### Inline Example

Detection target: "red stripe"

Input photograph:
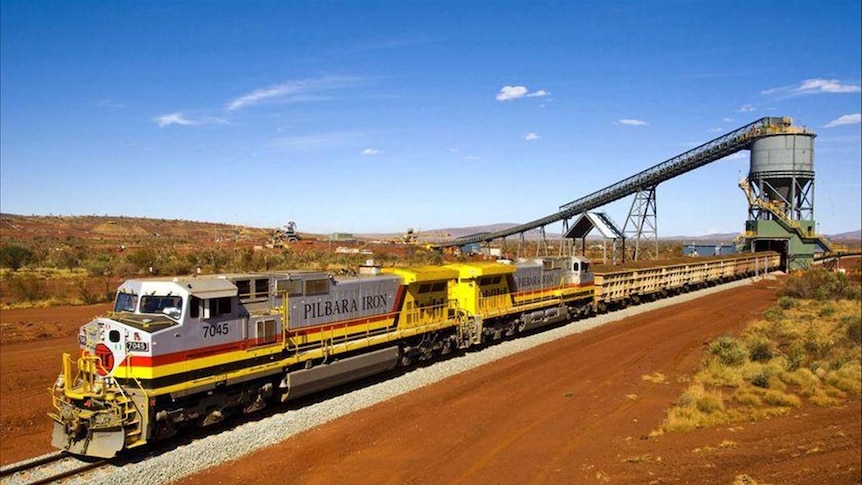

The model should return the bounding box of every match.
[511,282,585,298]
[289,312,396,336]
[116,285,410,370]
[118,335,286,368]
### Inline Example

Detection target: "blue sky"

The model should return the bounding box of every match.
[1,1,860,236]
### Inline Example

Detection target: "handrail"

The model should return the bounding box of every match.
[738,176,841,252]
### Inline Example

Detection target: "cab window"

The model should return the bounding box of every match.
[114,292,138,312]
[140,295,184,320]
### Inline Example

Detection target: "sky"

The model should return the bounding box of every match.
[1,1,860,236]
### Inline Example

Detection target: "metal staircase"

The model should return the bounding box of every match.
[738,177,844,253]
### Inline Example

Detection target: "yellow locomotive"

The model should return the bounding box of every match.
[50,252,778,458]
[50,256,595,458]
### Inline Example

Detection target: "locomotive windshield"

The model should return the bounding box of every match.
[140,295,184,320]
[114,292,138,313]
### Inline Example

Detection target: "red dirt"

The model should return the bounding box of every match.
[0,303,112,464]
[177,280,861,485]
[1,279,859,484]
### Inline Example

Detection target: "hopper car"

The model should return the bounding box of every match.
[50,251,778,458]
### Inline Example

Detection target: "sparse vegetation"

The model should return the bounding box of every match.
[0,215,459,308]
[780,268,861,301]
[656,270,861,435]
[5,273,48,302]
[0,244,34,271]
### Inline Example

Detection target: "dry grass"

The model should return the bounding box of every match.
[657,292,861,435]
[641,372,667,384]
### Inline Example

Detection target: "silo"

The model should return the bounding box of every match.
[748,132,815,220]
[743,124,825,271]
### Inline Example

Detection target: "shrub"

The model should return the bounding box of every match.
[777,296,796,310]
[6,273,48,302]
[762,390,801,408]
[75,280,107,305]
[763,306,784,322]
[804,325,833,360]
[825,364,862,395]
[709,336,748,367]
[0,245,34,270]
[750,371,770,388]
[843,315,862,346]
[747,337,775,363]
[780,367,819,389]
[785,341,807,371]
[695,393,725,414]
[698,359,744,387]
[780,268,857,301]
[733,390,762,406]
[843,285,862,301]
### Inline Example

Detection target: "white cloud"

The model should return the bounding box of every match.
[270,132,355,150]
[226,76,359,111]
[761,78,861,97]
[461,155,480,161]
[361,148,382,155]
[795,79,861,94]
[154,113,199,127]
[617,119,649,126]
[824,113,861,128]
[524,132,540,141]
[723,117,734,123]
[153,113,230,127]
[97,98,125,109]
[707,127,724,133]
[495,85,549,101]
[496,86,528,101]
[202,116,231,125]
[738,104,755,113]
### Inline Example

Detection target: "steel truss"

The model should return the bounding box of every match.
[622,186,658,261]
[439,117,809,249]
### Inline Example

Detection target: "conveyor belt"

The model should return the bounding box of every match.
[437,117,809,248]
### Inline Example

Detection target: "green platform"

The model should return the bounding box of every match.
[741,219,825,271]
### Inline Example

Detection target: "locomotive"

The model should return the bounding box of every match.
[50,256,595,458]
[50,251,779,458]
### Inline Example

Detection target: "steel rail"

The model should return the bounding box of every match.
[0,452,67,477]
[0,452,108,485]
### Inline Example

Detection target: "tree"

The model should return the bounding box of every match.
[0,244,34,271]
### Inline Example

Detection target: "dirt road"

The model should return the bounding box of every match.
[177,279,860,485]
[0,303,112,464]
[1,281,858,483]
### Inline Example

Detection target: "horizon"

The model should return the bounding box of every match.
[1,1,860,236]
[1,212,859,241]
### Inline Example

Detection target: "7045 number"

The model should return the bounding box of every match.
[203,323,229,338]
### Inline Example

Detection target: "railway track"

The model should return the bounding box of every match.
[3,272,781,485]
[0,452,107,485]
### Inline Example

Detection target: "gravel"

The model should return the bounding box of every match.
[37,276,765,485]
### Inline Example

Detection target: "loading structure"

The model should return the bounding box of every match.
[436,116,840,269]
[738,127,840,270]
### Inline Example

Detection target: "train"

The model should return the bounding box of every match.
[50,251,780,458]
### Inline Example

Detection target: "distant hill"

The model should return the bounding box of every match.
[2,213,859,247]
[830,230,862,242]
[359,223,544,242]
[0,213,276,248]
[662,233,740,242]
